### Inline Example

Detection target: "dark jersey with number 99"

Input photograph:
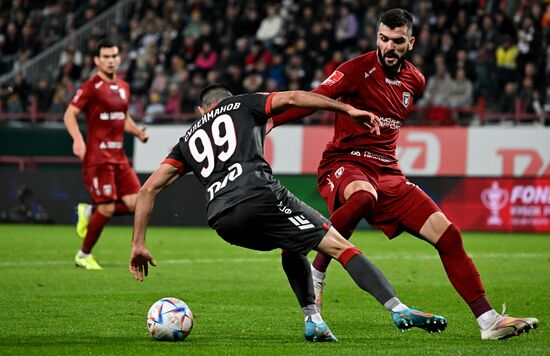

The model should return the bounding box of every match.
[163,93,276,223]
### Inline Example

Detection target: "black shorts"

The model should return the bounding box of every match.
[210,183,330,255]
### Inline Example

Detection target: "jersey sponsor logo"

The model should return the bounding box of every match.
[99,111,126,120]
[322,70,344,87]
[379,116,402,130]
[350,149,393,163]
[335,166,344,178]
[385,78,402,86]
[288,215,315,230]
[206,163,243,201]
[402,92,411,107]
[99,141,123,149]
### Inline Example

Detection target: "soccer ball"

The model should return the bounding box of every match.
[147,297,194,341]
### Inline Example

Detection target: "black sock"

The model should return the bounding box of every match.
[281,251,315,308]
[342,253,397,306]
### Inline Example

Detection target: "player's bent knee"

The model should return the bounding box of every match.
[97,202,116,217]
[343,180,377,201]
[420,211,452,244]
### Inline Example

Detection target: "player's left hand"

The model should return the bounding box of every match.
[347,108,381,135]
[129,246,157,281]
[138,126,149,143]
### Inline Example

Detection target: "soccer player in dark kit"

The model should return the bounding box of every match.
[129,84,447,341]
[64,39,149,270]
[271,8,538,340]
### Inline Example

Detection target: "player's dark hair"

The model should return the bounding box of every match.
[95,39,118,57]
[379,8,413,36]
[198,83,234,108]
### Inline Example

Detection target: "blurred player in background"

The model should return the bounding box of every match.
[272,8,538,340]
[64,39,149,270]
[129,84,447,342]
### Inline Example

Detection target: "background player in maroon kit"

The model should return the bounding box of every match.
[64,39,149,270]
[272,8,538,340]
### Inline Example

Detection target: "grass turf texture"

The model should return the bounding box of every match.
[0,224,547,355]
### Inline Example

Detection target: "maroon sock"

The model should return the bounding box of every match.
[114,201,131,216]
[435,224,492,317]
[81,211,110,254]
[312,190,376,272]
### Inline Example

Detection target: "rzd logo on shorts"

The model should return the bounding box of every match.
[288,215,314,230]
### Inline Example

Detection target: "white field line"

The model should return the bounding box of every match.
[0,253,547,268]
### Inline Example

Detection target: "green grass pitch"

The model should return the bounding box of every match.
[0,224,548,355]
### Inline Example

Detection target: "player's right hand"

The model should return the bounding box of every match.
[72,140,86,160]
[347,108,381,135]
[129,246,157,282]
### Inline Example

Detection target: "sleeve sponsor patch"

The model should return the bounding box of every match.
[321,70,344,87]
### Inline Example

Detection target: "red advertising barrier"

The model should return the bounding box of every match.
[440,178,550,232]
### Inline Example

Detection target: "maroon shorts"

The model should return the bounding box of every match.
[82,161,141,204]
[318,158,440,239]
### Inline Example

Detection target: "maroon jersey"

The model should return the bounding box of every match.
[70,74,131,166]
[274,51,425,163]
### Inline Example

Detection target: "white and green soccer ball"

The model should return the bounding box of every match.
[147,297,193,341]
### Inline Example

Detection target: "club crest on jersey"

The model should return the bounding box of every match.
[402,92,411,107]
[118,88,126,100]
[322,70,344,87]
[103,184,112,196]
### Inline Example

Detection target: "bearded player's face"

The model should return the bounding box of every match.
[376,23,414,72]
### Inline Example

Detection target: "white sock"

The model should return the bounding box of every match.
[477,309,499,330]
[391,303,408,312]
[305,313,324,324]
[311,266,325,281]
[76,250,90,258]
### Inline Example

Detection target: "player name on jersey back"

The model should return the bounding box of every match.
[184,102,242,142]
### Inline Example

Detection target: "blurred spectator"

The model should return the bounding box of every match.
[518,76,539,121]
[256,4,283,48]
[32,78,53,114]
[449,68,474,125]
[495,35,519,87]
[164,83,181,115]
[450,68,474,108]
[334,5,358,51]
[516,16,537,71]
[497,82,518,120]
[143,91,165,124]
[1,73,31,113]
[421,65,454,107]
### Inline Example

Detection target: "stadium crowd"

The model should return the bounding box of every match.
[0,0,549,124]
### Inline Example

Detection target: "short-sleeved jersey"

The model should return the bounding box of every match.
[315,51,425,163]
[70,74,131,166]
[164,93,276,222]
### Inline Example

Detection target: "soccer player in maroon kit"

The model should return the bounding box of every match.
[64,39,149,270]
[272,9,538,340]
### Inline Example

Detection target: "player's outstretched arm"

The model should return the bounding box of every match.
[130,163,180,281]
[270,91,381,134]
[63,104,86,160]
